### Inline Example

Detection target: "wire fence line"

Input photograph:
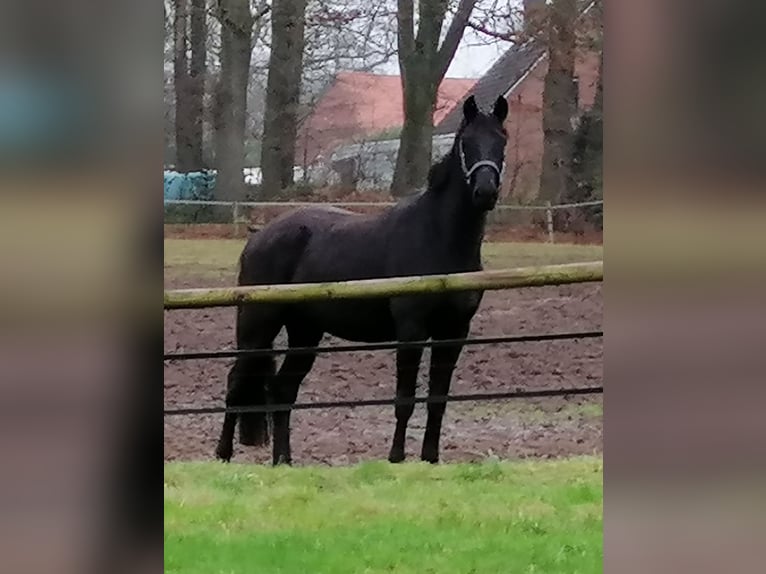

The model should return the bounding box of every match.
[164,198,602,243]
[163,198,603,211]
[164,331,604,417]
[164,386,604,417]
[164,330,603,361]
[164,264,604,420]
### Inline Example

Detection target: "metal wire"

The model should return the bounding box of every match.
[164,330,603,361]
[163,199,604,210]
[164,385,603,416]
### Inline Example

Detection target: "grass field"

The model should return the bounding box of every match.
[164,238,603,281]
[165,457,602,574]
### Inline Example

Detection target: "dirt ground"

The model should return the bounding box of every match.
[164,278,603,466]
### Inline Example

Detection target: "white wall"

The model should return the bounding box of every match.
[319,134,456,190]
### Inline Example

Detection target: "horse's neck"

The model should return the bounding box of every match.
[426,160,487,264]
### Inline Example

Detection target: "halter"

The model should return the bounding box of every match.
[458,138,503,184]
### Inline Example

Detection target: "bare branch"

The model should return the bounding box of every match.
[466,19,519,43]
[436,0,478,79]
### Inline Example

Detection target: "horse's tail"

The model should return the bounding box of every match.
[229,302,284,448]
[223,218,310,451]
[225,351,274,447]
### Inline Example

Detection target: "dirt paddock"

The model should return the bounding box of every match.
[164,278,603,465]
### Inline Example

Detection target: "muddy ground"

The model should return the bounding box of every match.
[164,277,602,466]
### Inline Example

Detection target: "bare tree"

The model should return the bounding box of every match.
[173,0,207,171]
[390,0,477,197]
[302,1,397,89]
[173,0,193,171]
[465,0,546,43]
[538,0,577,213]
[569,33,602,231]
[214,0,269,202]
[260,0,309,199]
[189,0,207,167]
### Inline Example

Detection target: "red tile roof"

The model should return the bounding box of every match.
[296,71,476,164]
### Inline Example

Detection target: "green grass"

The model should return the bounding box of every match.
[481,242,602,270]
[165,457,602,574]
[164,238,603,282]
[462,398,603,424]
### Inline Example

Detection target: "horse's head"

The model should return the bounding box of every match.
[457,94,508,211]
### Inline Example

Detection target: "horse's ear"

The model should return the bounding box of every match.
[493,96,508,123]
[463,95,478,123]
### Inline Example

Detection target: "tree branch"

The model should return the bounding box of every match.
[397,0,415,67]
[253,3,271,21]
[436,0,478,80]
[466,19,520,43]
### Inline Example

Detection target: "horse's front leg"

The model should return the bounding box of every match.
[388,343,423,463]
[421,324,469,463]
[270,333,319,465]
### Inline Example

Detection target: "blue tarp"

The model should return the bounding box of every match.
[0,75,87,157]
[163,170,216,201]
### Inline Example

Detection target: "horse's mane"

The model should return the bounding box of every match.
[426,152,453,192]
[427,123,465,193]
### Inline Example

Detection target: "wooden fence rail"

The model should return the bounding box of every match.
[164,261,603,310]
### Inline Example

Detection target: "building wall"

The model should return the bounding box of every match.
[501,48,601,202]
[319,134,456,191]
[296,73,474,168]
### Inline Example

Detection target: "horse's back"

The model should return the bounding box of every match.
[238,205,359,286]
[238,205,401,341]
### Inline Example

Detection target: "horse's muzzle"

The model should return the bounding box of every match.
[473,185,498,211]
[471,167,499,210]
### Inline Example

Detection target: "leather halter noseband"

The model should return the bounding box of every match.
[458,139,502,184]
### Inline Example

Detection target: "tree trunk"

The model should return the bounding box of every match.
[391,76,436,196]
[214,0,253,202]
[390,0,477,197]
[260,0,308,199]
[569,49,602,231]
[188,0,206,169]
[174,0,195,172]
[538,0,577,223]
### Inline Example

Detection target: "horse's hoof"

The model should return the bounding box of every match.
[420,449,439,464]
[215,443,233,462]
[388,450,406,464]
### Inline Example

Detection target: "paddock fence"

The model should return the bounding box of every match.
[163,198,604,243]
[164,261,604,418]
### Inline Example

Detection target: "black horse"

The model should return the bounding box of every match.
[216,94,509,465]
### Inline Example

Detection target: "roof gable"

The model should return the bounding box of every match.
[434,41,546,135]
[434,0,598,135]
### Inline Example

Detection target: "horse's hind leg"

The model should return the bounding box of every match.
[269,325,322,466]
[216,354,277,462]
[215,366,244,462]
[420,322,470,464]
[215,304,282,462]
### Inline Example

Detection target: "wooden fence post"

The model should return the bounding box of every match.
[546,201,554,243]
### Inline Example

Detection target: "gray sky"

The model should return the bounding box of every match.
[445,31,510,78]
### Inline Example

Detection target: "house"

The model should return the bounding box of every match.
[434,0,601,202]
[296,72,476,168]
